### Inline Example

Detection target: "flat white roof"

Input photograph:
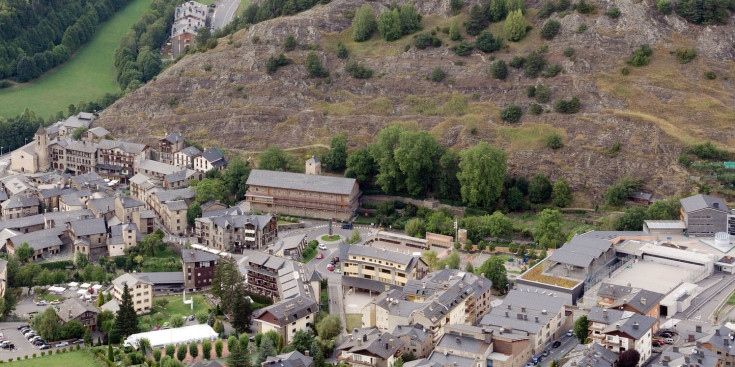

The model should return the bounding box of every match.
[644,220,686,229]
[48,286,66,292]
[124,324,218,349]
[80,283,91,288]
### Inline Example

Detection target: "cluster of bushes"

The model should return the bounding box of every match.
[501,104,523,122]
[266,54,293,74]
[431,67,446,82]
[306,52,329,78]
[627,44,653,67]
[301,240,320,261]
[465,0,526,40]
[554,96,581,113]
[540,20,561,40]
[490,60,508,79]
[676,48,697,63]
[686,141,731,160]
[345,60,373,78]
[575,0,596,14]
[675,0,734,24]
[352,4,421,42]
[114,0,182,91]
[413,32,442,49]
[0,0,133,82]
[527,83,552,103]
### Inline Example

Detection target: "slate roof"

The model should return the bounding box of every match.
[88,197,116,215]
[246,169,357,195]
[113,273,153,289]
[437,332,490,356]
[136,272,186,285]
[681,194,729,213]
[52,138,97,153]
[427,351,477,367]
[254,295,318,326]
[548,234,614,268]
[347,245,416,266]
[178,146,202,157]
[86,126,110,137]
[57,297,99,322]
[153,187,195,202]
[597,283,632,299]
[165,200,188,211]
[391,325,430,344]
[201,149,225,163]
[97,139,147,154]
[480,289,567,334]
[701,325,735,353]
[564,343,619,367]
[0,190,8,202]
[263,351,313,367]
[613,288,665,315]
[162,133,185,144]
[138,160,181,175]
[0,209,92,231]
[599,311,657,340]
[8,227,65,251]
[1,194,39,210]
[182,249,219,263]
[338,328,404,360]
[403,359,443,367]
[655,345,721,367]
[70,217,107,237]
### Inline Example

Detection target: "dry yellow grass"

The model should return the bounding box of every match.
[498,123,567,151]
[521,262,580,288]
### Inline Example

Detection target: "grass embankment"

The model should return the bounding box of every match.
[5,351,104,367]
[0,0,153,119]
[345,314,362,331]
[151,295,209,317]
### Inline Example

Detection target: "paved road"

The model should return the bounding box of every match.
[672,274,735,331]
[211,0,240,30]
[0,322,79,360]
[544,333,578,362]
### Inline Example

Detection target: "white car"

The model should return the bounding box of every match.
[334,269,342,274]
[56,341,69,347]
[566,329,573,337]
[318,244,327,250]
[36,301,47,306]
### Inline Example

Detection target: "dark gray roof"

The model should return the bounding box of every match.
[88,197,116,214]
[681,194,729,213]
[179,146,202,157]
[427,351,477,367]
[603,313,658,340]
[701,325,735,353]
[38,187,74,199]
[391,325,430,344]
[137,272,186,285]
[201,149,225,163]
[138,160,180,175]
[247,169,357,195]
[0,190,8,202]
[567,343,619,367]
[347,245,416,266]
[655,346,720,367]
[254,295,318,326]
[587,307,625,324]
[263,351,313,367]
[70,217,107,236]
[437,333,489,355]
[480,289,566,334]
[57,297,99,322]
[403,359,443,367]
[163,133,185,143]
[628,192,653,201]
[182,249,219,263]
[596,283,632,299]
[165,200,188,211]
[153,187,195,202]
[1,194,39,210]
[8,227,65,251]
[0,209,93,231]
[548,235,614,268]
[615,288,665,315]
[338,328,404,360]
[97,139,147,154]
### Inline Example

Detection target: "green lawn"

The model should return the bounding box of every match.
[0,0,153,119]
[321,235,341,242]
[37,292,66,302]
[236,0,251,15]
[151,295,210,317]
[4,351,104,366]
[346,314,362,331]
[727,290,735,305]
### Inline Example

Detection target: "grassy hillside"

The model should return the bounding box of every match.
[0,0,153,119]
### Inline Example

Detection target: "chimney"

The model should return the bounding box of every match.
[505,311,509,318]
[673,347,679,353]
[697,341,702,348]
[304,350,309,357]
[535,316,539,323]
[456,337,461,344]
[615,324,620,329]
[389,339,394,348]
[633,322,639,330]
[684,356,690,363]
[724,338,729,347]
[662,361,668,367]
[385,343,389,349]
[524,314,528,321]
[664,356,671,362]
[640,297,646,305]
[521,307,526,312]
[603,309,608,318]
[696,325,702,333]
[363,334,368,342]
[716,329,721,336]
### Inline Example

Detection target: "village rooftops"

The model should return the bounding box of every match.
[0,209,94,231]
[165,200,188,211]
[138,160,182,175]
[346,245,416,267]
[7,227,64,251]
[253,295,318,326]
[480,289,566,335]
[1,193,39,210]
[113,273,153,289]
[162,133,185,144]
[262,350,312,367]
[97,139,147,154]
[338,328,404,360]
[69,217,107,236]
[547,234,615,268]
[681,194,729,213]
[246,169,357,195]
[152,187,195,202]
[179,146,202,157]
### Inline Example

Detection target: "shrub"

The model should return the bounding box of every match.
[284,35,297,51]
[605,7,621,18]
[352,4,378,42]
[546,134,564,149]
[687,141,730,160]
[535,83,552,102]
[607,142,622,157]
[251,35,260,44]
[452,41,474,56]
[564,46,574,57]
[540,20,561,39]
[476,30,502,53]
[705,70,717,79]
[524,51,546,78]
[414,32,441,49]
[450,0,462,14]
[576,0,595,14]
[676,48,696,63]
[577,23,587,33]
[656,0,672,14]
[627,45,652,67]
[509,56,525,68]
[430,67,445,82]
[306,52,329,78]
[537,1,557,18]
[206,38,217,49]
[466,4,488,35]
[378,9,402,41]
[166,96,178,106]
[530,103,543,114]
[621,67,630,75]
[526,85,537,98]
[554,96,581,113]
[543,64,562,77]
[501,104,523,122]
[32,353,36,358]
[0,80,11,89]
[490,60,508,80]
[203,64,212,72]
[345,60,374,78]
[337,43,348,58]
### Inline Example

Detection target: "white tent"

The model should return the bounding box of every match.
[68,282,79,288]
[76,289,87,295]
[47,286,66,293]
[123,324,219,349]
[92,284,103,290]
[80,283,91,289]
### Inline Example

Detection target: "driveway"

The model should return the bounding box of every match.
[0,322,73,360]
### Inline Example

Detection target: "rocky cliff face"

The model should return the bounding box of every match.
[96,0,735,202]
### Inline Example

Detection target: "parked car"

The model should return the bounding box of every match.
[652,341,661,347]
[33,340,45,346]
[50,299,62,305]
[3,343,14,350]
[36,300,47,306]
[39,344,50,350]
[334,269,342,274]
[316,253,324,259]
[342,223,352,229]
[17,325,29,330]
[327,264,335,271]
[163,322,170,327]
[332,256,340,263]
[73,339,84,344]
[57,341,69,347]
[318,244,327,250]
[525,363,535,367]
[665,338,675,344]
[552,341,562,348]
[542,350,550,357]
[566,329,574,337]
[532,354,543,364]
[188,315,195,321]
[153,325,161,331]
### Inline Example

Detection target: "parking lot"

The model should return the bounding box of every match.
[0,322,72,360]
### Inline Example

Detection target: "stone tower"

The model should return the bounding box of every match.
[34,125,50,172]
[305,156,321,175]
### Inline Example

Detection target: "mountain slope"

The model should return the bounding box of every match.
[96,0,735,201]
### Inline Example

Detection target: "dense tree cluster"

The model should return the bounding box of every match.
[377,4,422,42]
[676,0,734,24]
[554,96,581,113]
[0,0,133,82]
[113,0,181,91]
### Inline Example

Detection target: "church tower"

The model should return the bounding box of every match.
[34,125,50,172]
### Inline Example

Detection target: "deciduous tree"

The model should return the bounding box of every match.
[458,142,507,207]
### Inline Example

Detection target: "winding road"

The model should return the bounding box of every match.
[211,0,241,30]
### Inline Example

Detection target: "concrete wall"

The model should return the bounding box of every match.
[685,208,728,236]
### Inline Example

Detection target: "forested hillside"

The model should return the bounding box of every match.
[0,0,132,82]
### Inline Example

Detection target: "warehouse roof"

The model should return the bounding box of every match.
[247,169,357,195]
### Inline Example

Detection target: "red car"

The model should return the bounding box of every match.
[327,264,335,271]
[316,253,324,259]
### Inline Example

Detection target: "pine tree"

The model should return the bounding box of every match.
[305,52,329,78]
[336,43,348,59]
[114,283,138,338]
[378,9,402,41]
[503,9,527,41]
[487,0,508,22]
[552,177,572,207]
[466,4,488,35]
[449,19,461,41]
